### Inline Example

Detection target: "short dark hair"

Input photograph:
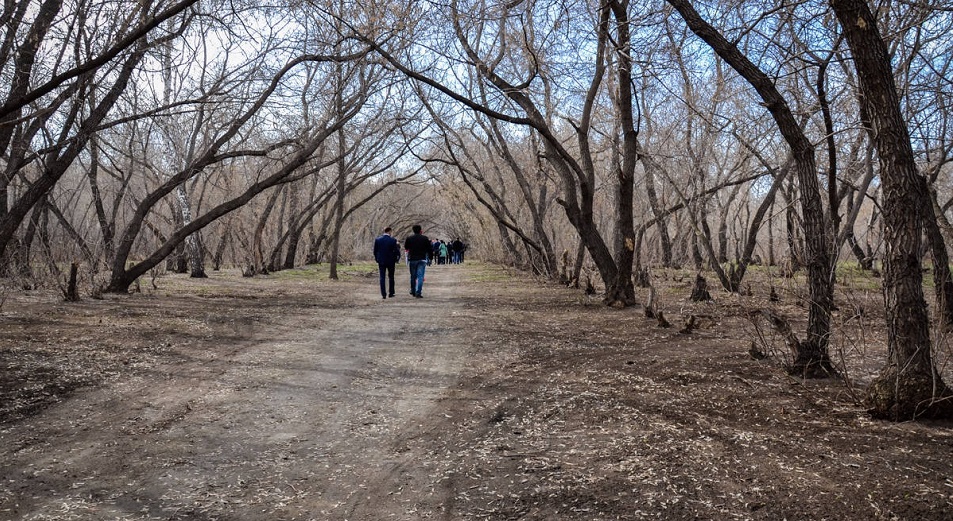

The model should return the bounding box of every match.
[412,224,422,234]
[384,227,392,233]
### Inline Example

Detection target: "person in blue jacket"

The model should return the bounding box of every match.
[373,227,401,299]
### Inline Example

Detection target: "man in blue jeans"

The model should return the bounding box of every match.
[373,226,401,299]
[403,224,431,298]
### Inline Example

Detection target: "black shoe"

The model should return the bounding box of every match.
[414,293,423,298]
[382,295,387,299]
[410,289,415,296]
[388,294,395,298]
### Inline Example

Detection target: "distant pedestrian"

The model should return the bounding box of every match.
[451,238,464,264]
[431,240,440,266]
[404,225,431,298]
[438,240,449,265]
[373,227,401,299]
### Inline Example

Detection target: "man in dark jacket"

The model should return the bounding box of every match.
[451,238,464,264]
[373,227,401,299]
[403,224,431,298]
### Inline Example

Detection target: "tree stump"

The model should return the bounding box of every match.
[64,263,80,302]
[634,267,650,288]
[690,273,711,301]
[585,274,596,295]
[559,250,571,285]
[644,286,669,327]
[679,315,698,334]
[644,286,657,318]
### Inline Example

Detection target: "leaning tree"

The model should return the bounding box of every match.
[666,0,837,377]
[831,0,953,420]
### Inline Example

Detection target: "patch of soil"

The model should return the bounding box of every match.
[1,264,952,520]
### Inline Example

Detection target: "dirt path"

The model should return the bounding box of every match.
[1,265,475,520]
[4,262,953,520]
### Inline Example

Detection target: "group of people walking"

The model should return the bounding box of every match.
[430,238,466,265]
[372,225,468,300]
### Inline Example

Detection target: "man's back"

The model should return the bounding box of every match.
[374,234,399,265]
[404,233,431,261]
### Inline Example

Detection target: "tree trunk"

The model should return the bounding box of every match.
[65,263,80,302]
[273,185,301,271]
[835,144,877,268]
[831,0,953,419]
[87,134,115,265]
[306,210,334,266]
[572,238,585,289]
[306,230,325,265]
[14,199,45,280]
[717,216,729,264]
[691,232,704,272]
[175,185,207,278]
[929,186,953,250]
[326,191,345,280]
[603,0,637,307]
[846,232,873,270]
[498,222,523,268]
[486,126,559,277]
[642,154,673,267]
[283,227,302,270]
[728,165,789,290]
[167,205,188,274]
[782,180,803,273]
[667,0,835,377]
[212,226,230,271]
[328,69,348,281]
[251,187,283,275]
[925,187,953,327]
[924,211,953,328]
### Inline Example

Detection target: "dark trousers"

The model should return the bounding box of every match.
[378,263,396,297]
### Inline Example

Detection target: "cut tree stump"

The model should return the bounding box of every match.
[644,286,670,327]
[645,286,657,318]
[679,315,698,334]
[64,263,80,302]
[690,273,711,302]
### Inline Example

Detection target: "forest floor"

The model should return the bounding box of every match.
[1,261,952,520]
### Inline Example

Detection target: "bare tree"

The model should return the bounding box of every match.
[362,0,645,305]
[324,91,420,278]
[103,41,373,292]
[666,0,836,377]
[416,90,560,277]
[831,0,953,419]
[0,1,200,268]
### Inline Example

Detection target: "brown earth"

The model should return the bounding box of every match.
[1,262,952,520]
